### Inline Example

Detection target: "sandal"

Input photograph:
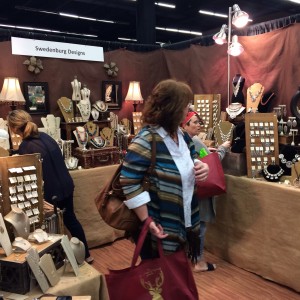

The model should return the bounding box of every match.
[194,262,216,272]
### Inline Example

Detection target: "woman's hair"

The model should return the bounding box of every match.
[7,110,38,139]
[142,79,193,134]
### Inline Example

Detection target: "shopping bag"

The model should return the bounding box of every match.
[105,217,199,300]
[197,152,226,198]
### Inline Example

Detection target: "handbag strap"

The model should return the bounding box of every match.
[131,216,153,267]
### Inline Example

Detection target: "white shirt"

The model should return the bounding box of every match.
[124,127,196,227]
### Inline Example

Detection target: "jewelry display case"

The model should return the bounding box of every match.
[193,94,221,133]
[0,154,44,238]
[245,113,279,178]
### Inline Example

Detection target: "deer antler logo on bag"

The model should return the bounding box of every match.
[140,268,164,300]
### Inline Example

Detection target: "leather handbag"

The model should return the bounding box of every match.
[196,152,226,198]
[94,132,156,232]
[105,217,199,300]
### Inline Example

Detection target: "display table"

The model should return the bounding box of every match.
[0,262,109,300]
[70,164,124,248]
[205,174,300,292]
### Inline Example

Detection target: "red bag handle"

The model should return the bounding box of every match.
[131,217,164,267]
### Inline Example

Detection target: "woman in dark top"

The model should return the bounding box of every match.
[7,110,93,263]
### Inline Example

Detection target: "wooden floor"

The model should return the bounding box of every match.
[90,238,300,300]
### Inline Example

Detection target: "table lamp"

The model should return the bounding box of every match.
[125,81,143,112]
[0,77,26,110]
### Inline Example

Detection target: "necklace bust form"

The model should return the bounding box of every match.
[247,83,264,113]
[71,76,81,101]
[4,206,30,239]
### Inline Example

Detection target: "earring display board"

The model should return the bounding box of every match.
[132,112,143,135]
[194,94,221,133]
[245,113,279,178]
[0,154,44,238]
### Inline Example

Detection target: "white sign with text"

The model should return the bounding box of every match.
[11,37,104,62]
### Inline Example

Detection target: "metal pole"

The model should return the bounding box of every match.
[227,6,232,107]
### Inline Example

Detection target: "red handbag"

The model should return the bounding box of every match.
[105,217,199,300]
[196,152,226,198]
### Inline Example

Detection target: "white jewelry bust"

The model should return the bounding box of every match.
[4,206,30,239]
[70,237,85,265]
[71,76,81,101]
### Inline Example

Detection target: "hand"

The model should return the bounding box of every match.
[149,221,168,239]
[221,140,231,149]
[194,161,209,182]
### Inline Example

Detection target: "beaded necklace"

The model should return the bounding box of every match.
[232,76,242,97]
[249,85,263,102]
[59,98,73,113]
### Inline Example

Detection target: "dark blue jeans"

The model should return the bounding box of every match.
[53,193,90,258]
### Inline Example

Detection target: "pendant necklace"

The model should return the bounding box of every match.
[59,98,73,113]
[100,127,113,146]
[263,165,284,181]
[260,92,275,106]
[279,153,300,168]
[90,136,106,148]
[249,85,263,102]
[232,76,242,97]
[85,122,97,137]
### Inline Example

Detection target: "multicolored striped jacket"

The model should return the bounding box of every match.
[120,126,200,252]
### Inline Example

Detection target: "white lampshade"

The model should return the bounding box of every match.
[232,4,249,28]
[125,81,143,102]
[213,24,227,45]
[0,77,26,109]
[227,35,244,56]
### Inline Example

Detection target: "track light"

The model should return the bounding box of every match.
[213,24,227,45]
[227,35,244,56]
[232,4,249,28]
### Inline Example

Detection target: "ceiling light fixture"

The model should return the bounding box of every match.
[199,10,227,18]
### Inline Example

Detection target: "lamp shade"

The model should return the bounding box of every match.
[227,35,244,56]
[0,77,26,104]
[213,24,227,45]
[125,81,143,103]
[232,4,249,28]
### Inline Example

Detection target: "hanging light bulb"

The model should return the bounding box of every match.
[227,35,244,56]
[213,24,227,45]
[232,4,249,28]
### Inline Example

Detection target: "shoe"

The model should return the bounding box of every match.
[85,256,94,264]
[193,262,216,273]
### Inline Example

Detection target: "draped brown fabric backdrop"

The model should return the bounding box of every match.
[0,23,299,126]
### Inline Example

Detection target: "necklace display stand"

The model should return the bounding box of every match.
[0,118,10,150]
[226,103,245,120]
[71,76,81,101]
[4,206,30,239]
[63,140,78,170]
[0,213,13,256]
[57,97,74,123]
[70,237,85,265]
[247,83,264,113]
[77,100,91,122]
[41,114,61,140]
[74,127,88,150]
[39,253,60,286]
[231,74,245,104]
[110,112,118,130]
[12,236,31,252]
[84,121,99,143]
[61,235,79,276]
[100,127,114,147]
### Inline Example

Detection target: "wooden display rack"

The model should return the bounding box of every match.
[194,94,221,132]
[245,113,279,178]
[0,154,44,236]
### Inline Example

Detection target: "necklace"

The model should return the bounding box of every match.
[75,127,88,144]
[100,127,113,146]
[77,102,90,117]
[263,165,284,181]
[232,76,242,97]
[90,136,106,148]
[59,98,73,113]
[260,92,275,106]
[85,122,97,137]
[217,122,234,144]
[279,153,300,168]
[248,85,263,103]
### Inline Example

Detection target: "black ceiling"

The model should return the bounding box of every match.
[1,0,299,44]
